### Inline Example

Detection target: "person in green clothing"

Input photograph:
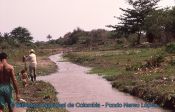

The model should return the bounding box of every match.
[0,52,20,112]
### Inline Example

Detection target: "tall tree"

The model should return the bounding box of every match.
[165,7,175,37]
[110,0,160,44]
[10,27,33,43]
[144,8,168,43]
[0,33,3,43]
[144,6,175,43]
[47,34,52,41]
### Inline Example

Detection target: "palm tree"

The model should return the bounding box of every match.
[47,34,52,41]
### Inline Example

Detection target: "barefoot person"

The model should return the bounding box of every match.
[20,70,28,87]
[0,52,20,112]
[24,49,37,81]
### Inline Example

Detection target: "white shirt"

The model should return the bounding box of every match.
[27,53,37,67]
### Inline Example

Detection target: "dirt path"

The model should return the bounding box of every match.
[38,54,170,112]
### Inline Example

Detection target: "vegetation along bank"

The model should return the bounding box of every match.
[64,45,175,110]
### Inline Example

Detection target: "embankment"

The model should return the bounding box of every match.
[63,48,175,111]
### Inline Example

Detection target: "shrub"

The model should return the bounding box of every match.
[166,43,175,53]
[126,63,142,71]
[170,60,175,66]
[143,54,164,68]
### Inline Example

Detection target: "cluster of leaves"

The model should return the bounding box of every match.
[165,43,175,66]
[144,54,164,68]
[110,0,175,45]
[144,7,175,43]
[126,53,164,71]
[0,27,34,49]
[125,63,142,71]
[165,43,175,54]
[109,0,160,44]
[170,60,175,66]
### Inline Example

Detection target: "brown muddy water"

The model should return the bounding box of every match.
[38,54,171,112]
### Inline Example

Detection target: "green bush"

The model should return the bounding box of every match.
[143,54,164,68]
[64,53,95,64]
[126,63,142,71]
[74,55,95,64]
[170,60,175,66]
[166,43,175,53]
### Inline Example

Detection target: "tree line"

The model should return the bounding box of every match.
[52,28,114,49]
[1,0,175,49]
[54,0,175,48]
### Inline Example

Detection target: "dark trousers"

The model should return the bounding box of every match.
[29,66,36,81]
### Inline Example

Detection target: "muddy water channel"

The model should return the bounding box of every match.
[38,54,170,112]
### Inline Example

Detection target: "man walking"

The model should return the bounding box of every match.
[0,52,20,112]
[25,49,37,81]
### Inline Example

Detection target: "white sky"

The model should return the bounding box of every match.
[0,0,174,41]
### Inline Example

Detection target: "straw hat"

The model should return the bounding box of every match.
[29,49,35,53]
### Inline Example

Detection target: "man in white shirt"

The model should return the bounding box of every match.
[25,49,37,82]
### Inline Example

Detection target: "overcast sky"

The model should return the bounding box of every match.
[0,0,174,41]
